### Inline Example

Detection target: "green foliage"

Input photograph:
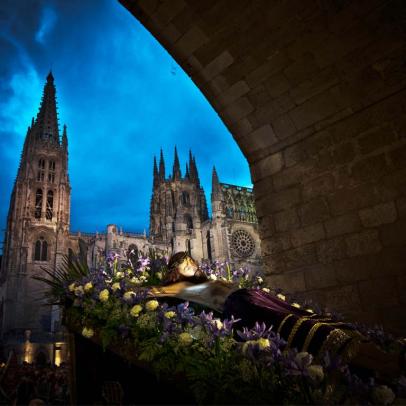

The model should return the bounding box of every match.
[32,256,89,305]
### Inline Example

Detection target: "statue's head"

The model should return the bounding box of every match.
[164,251,207,285]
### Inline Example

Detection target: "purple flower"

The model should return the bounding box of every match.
[237,322,274,341]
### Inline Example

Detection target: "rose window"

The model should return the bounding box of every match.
[231,229,255,258]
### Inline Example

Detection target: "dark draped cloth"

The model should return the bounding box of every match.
[223,288,363,361]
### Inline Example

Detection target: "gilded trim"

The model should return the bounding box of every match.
[287,317,311,348]
[301,321,349,352]
[302,322,324,352]
[277,314,294,336]
[319,328,351,357]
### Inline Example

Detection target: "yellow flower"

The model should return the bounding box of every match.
[84,282,93,292]
[257,338,270,350]
[276,293,286,301]
[68,283,76,292]
[306,308,314,314]
[111,282,121,292]
[116,271,124,279]
[99,289,109,302]
[164,311,176,319]
[130,304,143,317]
[178,332,193,346]
[74,286,84,296]
[262,287,270,293]
[156,272,162,280]
[145,300,159,311]
[123,291,136,301]
[292,302,301,308]
[82,327,94,338]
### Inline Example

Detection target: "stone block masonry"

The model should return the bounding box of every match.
[120,0,406,335]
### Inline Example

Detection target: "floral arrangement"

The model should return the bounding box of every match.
[35,252,406,405]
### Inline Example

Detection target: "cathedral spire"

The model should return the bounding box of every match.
[185,163,190,179]
[172,146,181,180]
[153,155,159,188]
[212,166,221,195]
[62,124,68,149]
[159,148,165,180]
[34,71,60,145]
[189,150,196,182]
[191,155,200,186]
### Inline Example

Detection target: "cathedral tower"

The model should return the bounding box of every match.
[149,148,208,260]
[0,73,71,348]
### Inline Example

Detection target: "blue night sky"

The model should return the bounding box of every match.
[0,0,251,245]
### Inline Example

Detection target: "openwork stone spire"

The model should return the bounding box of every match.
[153,155,159,188]
[212,165,221,195]
[34,71,60,145]
[159,148,165,180]
[172,146,181,180]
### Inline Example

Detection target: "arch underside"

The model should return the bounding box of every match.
[119,0,406,334]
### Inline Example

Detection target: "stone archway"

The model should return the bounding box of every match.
[119,0,406,333]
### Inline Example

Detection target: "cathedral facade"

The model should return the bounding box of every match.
[0,74,261,364]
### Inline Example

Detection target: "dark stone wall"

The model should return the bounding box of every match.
[119,0,406,333]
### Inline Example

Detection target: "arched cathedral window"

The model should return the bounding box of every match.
[48,160,55,183]
[46,190,53,220]
[34,237,48,261]
[182,191,190,206]
[37,159,45,182]
[35,189,43,219]
[184,214,193,231]
[206,231,212,262]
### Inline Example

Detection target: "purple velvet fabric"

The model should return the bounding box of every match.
[223,288,309,330]
[223,288,356,356]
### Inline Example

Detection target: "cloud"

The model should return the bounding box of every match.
[0,0,252,248]
[35,6,57,44]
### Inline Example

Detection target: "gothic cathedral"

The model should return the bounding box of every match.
[0,74,262,364]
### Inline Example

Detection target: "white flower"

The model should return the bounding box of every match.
[68,283,76,292]
[209,274,217,281]
[292,302,301,308]
[295,352,312,365]
[212,319,223,330]
[156,272,162,280]
[256,276,264,284]
[123,291,136,301]
[262,287,270,293]
[276,293,286,301]
[74,286,84,296]
[372,385,395,405]
[307,365,324,383]
[131,277,142,285]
